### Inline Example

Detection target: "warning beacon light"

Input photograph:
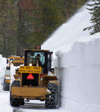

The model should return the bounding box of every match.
[35,45,41,49]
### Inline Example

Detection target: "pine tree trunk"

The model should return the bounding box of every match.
[17,0,22,56]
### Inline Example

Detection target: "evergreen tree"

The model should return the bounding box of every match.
[0,0,89,57]
[39,0,63,39]
[0,0,18,57]
[83,0,100,35]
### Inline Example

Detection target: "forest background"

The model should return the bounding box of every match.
[0,0,88,57]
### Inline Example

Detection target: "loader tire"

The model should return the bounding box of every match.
[10,80,21,107]
[3,80,9,91]
[11,80,20,86]
[10,95,20,107]
[45,83,58,109]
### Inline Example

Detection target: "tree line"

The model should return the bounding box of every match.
[0,0,88,57]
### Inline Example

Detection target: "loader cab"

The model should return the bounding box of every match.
[24,49,53,73]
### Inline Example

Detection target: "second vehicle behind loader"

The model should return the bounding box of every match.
[3,56,24,91]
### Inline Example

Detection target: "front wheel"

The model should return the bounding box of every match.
[45,83,58,109]
[10,80,22,107]
[10,95,20,107]
[3,79,9,91]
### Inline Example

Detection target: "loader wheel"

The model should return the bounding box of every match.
[10,80,21,107]
[11,80,20,86]
[3,80,9,91]
[10,96,24,106]
[10,95,20,107]
[45,83,58,109]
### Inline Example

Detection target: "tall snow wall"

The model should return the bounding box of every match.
[0,55,6,89]
[54,38,100,112]
[0,55,6,78]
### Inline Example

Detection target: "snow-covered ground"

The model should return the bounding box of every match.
[0,0,100,112]
[0,55,13,111]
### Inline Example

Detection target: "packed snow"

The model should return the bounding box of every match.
[0,55,6,90]
[0,0,100,112]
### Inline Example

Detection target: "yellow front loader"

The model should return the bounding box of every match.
[10,46,58,109]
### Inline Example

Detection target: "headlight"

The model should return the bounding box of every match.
[29,63,32,66]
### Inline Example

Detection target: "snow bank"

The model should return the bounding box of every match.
[54,36,100,112]
[10,64,19,85]
[0,55,6,88]
[0,54,20,88]
[0,55,6,78]
[41,1,100,111]
[0,92,13,112]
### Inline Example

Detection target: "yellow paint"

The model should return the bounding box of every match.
[19,66,42,73]
[5,75,10,83]
[11,86,48,100]
[49,81,58,85]
[5,79,10,83]
[9,57,24,60]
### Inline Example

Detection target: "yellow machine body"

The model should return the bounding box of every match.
[4,75,10,83]
[11,87,48,100]
[19,66,42,74]
[9,56,24,66]
[11,65,57,100]
[10,47,58,108]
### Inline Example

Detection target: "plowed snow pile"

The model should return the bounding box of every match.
[59,36,100,112]
[42,1,100,112]
[0,55,6,90]
[0,55,6,77]
[0,55,13,112]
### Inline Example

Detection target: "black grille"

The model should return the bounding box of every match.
[22,73,39,86]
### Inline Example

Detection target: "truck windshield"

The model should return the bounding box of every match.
[28,51,45,66]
